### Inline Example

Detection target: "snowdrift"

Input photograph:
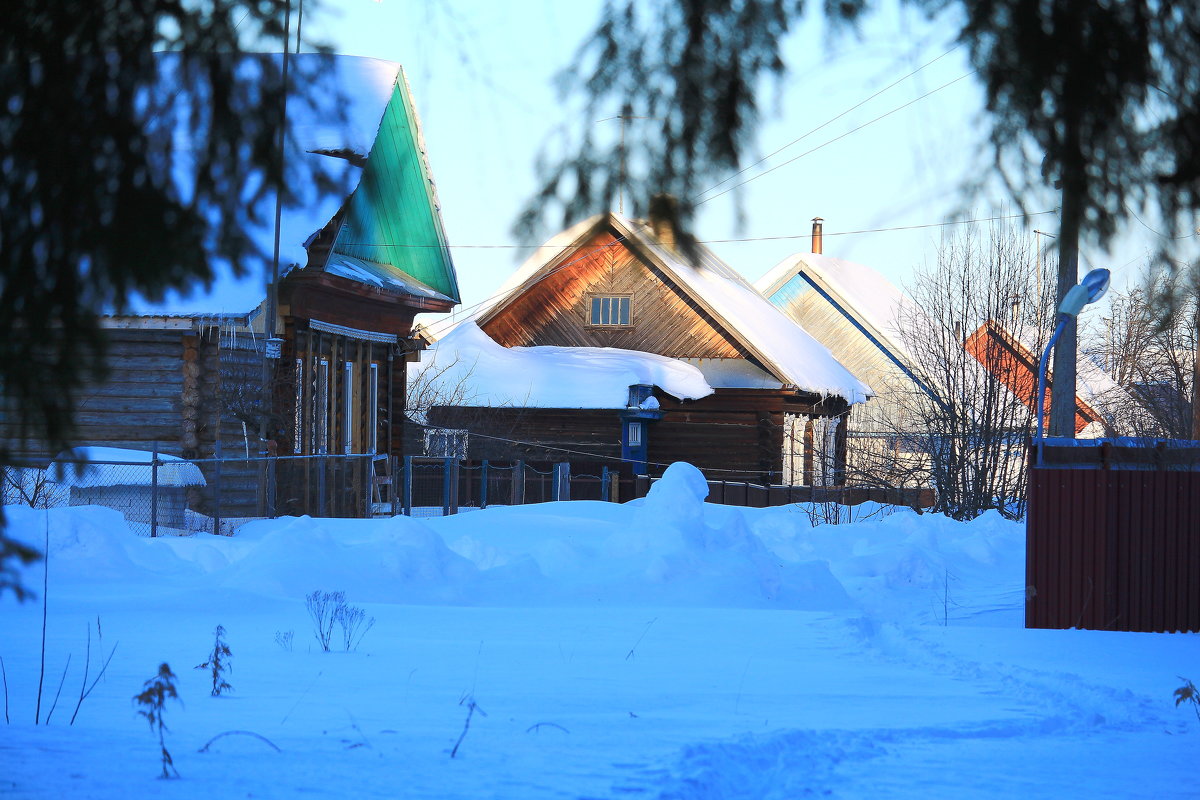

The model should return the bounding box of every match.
[6,462,1023,623]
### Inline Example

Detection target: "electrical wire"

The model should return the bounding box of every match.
[412,418,812,476]
[695,71,977,206]
[415,210,1059,341]
[695,45,963,200]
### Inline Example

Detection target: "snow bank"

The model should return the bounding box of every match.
[411,321,714,408]
[5,462,1024,623]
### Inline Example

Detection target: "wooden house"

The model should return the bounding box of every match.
[962,321,1109,437]
[2,54,459,517]
[757,225,1137,487]
[415,210,869,483]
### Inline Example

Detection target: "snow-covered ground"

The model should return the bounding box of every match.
[1,462,1196,798]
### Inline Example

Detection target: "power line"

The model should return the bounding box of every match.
[695,45,963,200]
[697,211,1057,244]
[413,419,800,476]
[340,210,1056,251]
[415,210,1060,340]
[695,71,977,206]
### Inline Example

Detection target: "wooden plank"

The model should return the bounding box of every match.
[482,229,745,360]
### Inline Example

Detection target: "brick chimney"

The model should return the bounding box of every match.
[811,217,823,255]
[648,194,679,251]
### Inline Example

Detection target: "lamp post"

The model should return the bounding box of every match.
[1035,268,1111,465]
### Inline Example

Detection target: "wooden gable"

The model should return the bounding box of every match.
[480,226,746,361]
[963,321,1102,436]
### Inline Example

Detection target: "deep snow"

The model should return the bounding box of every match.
[1,463,1196,798]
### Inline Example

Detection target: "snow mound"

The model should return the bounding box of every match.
[215,515,480,604]
[3,465,1025,622]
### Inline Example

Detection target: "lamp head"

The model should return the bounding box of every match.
[1058,268,1111,318]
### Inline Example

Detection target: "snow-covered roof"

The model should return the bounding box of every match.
[51,447,207,488]
[325,253,455,302]
[411,321,714,409]
[122,54,405,317]
[477,214,871,403]
[756,252,920,373]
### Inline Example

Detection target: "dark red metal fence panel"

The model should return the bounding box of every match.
[1027,446,1200,633]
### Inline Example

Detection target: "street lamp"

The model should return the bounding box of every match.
[1035,268,1111,464]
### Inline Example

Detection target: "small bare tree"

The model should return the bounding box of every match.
[891,222,1055,520]
[1085,269,1197,439]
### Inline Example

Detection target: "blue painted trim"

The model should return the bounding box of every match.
[782,273,946,410]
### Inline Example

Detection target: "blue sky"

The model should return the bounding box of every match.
[308,0,1171,319]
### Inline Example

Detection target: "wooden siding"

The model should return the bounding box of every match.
[964,321,1102,436]
[425,407,623,464]
[482,228,746,360]
[776,281,901,397]
[1,329,190,459]
[420,389,849,482]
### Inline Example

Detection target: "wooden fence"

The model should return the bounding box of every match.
[398,457,934,516]
[1026,441,1200,633]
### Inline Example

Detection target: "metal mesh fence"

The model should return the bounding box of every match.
[3,451,944,532]
[2,453,376,536]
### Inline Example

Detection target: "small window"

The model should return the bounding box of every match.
[627,422,643,447]
[589,295,631,326]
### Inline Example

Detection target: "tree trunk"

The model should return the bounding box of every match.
[1049,171,1083,438]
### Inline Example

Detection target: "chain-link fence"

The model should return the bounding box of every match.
[2,451,378,536]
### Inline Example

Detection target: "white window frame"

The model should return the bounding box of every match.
[343,361,354,455]
[368,362,379,453]
[588,294,632,326]
[315,358,329,454]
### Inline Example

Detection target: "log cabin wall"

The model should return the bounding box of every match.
[1,328,197,461]
[650,390,848,482]
[426,407,622,464]
[421,389,850,483]
[483,229,746,360]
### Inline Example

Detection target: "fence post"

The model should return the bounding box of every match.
[480,460,490,509]
[512,460,526,506]
[552,462,570,501]
[402,455,413,516]
[213,439,223,536]
[442,457,461,517]
[390,454,399,517]
[317,453,327,517]
[267,453,277,519]
[609,471,620,502]
[600,466,609,502]
[364,455,373,518]
[150,441,159,538]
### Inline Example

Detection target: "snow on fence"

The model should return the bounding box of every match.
[3,451,937,532]
[2,449,378,536]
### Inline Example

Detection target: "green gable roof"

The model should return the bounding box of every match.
[331,70,460,303]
